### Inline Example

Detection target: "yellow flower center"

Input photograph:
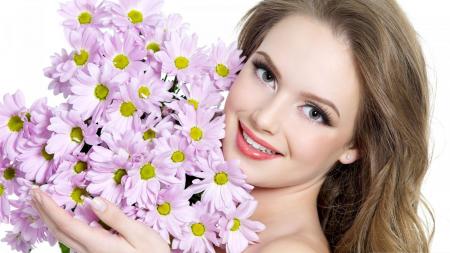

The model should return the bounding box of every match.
[140,163,156,180]
[113,54,130,70]
[74,161,87,174]
[191,223,206,236]
[73,49,89,66]
[157,202,171,216]
[3,167,16,180]
[138,86,151,99]
[120,102,137,117]
[7,115,24,132]
[128,9,143,24]
[187,98,199,110]
[78,11,93,25]
[94,84,109,100]
[171,150,185,163]
[0,184,4,197]
[146,42,160,52]
[71,187,88,204]
[174,56,189,70]
[215,63,230,78]
[70,127,84,143]
[230,218,241,231]
[113,168,127,185]
[214,172,228,185]
[189,126,203,141]
[41,146,54,161]
[143,128,156,141]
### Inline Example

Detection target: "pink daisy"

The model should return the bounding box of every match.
[102,30,147,76]
[0,91,28,161]
[172,201,221,253]
[218,200,266,253]
[102,84,144,135]
[136,114,175,144]
[174,104,225,152]
[178,77,224,111]
[46,110,100,159]
[208,40,245,91]
[16,135,59,184]
[144,185,194,242]
[127,70,172,117]
[0,181,11,222]
[124,151,181,208]
[86,131,149,205]
[155,33,208,83]
[187,156,253,214]
[58,0,109,32]
[68,63,128,121]
[44,49,73,98]
[151,131,196,176]
[109,0,163,32]
[23,98,53,139]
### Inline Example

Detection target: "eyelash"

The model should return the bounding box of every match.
[251,59,333,126]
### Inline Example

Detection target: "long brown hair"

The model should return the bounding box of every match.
[236,0,435,252]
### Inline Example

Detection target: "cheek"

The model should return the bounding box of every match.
[285,127,341,176]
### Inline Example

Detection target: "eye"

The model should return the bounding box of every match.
[300,103,332,126]
[252,60,276,89]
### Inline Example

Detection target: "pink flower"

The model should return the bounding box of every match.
[124,151,181,208]
[46,110,100,159]
[16,135,59,184]
[151,131,196,176]
[135,114,175,144]
[0,159,21,196]
[59,0,109,32]
[0,181,11,222]
[156,33,208,83]
[172,201,221,253]
[0,91,28,161]
[23,98,53,138]
[127,70,172,117]
[102,31,147,76]
[109,0,164,32]
[144,185,194,242]
[8,200,57,249]
[187,156,253,214]
[208,40,245,91]
[44,49,73,97]
[218,200,266,253]
[178,77,224,111]
[102,85,144,135]
[87,131,149,205]
[175,104,225,152]
[68,63,128,121]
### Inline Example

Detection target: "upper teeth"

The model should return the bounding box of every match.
[242,131,277,155]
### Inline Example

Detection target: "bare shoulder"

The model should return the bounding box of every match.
[258,234,329,253]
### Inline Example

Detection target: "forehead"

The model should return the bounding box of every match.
[256,14,361,122]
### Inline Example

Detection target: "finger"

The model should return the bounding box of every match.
[30,198,87,253]
[87,196,149,247]
[31,188,99,246]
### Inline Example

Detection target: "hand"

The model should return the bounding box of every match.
[30,187,171,253]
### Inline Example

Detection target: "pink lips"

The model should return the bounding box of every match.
[236,121,283,160]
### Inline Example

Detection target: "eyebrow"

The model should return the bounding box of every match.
[255,50,341,118]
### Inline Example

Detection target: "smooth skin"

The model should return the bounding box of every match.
[32,14,360,253]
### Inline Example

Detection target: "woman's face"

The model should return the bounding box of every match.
[222,14,361,188]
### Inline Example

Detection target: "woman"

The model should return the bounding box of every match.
[30,0,435,252]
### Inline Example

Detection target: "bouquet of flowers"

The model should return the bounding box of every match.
[0,0,266,252]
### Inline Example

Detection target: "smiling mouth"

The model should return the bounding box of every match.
[238,121,284,157]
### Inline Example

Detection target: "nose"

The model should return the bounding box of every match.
[250,94,286,135]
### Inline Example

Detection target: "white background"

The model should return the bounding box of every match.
[0,0,449,252]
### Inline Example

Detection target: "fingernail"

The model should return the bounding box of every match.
[92,197,106,212]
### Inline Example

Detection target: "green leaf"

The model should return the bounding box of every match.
[59,242,70,253]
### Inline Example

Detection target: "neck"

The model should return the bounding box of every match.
[249,177,325,240]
